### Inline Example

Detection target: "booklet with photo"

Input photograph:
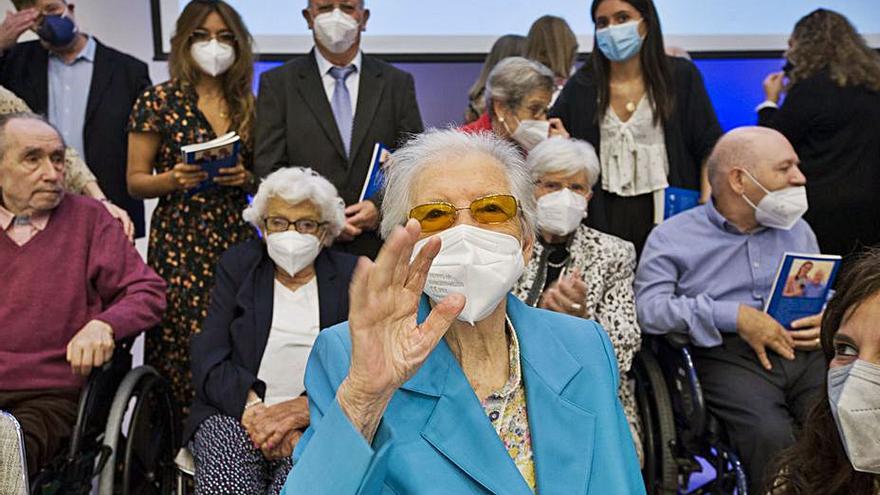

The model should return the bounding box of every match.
[765,252,843,329]
[359,143,390,202]
[180,131,241,196]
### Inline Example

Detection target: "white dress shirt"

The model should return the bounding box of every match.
[314,47,362,117]
[257,278,321,405]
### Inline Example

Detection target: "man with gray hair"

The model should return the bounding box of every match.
[635,126,825,493]
[0,113,165,476]
[255,0,423,259]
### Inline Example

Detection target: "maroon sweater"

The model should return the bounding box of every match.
[0,195,166,391]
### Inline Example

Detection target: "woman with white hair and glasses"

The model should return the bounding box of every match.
[185,167,358,494]
[512,136,643,463]
[462,56,569,152]
[281,130,644,494]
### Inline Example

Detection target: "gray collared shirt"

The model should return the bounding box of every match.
[47,35,96,158]
[634,200,819,347]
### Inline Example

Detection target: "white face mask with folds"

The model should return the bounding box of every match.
[828,360,880,474]
[536,188,588,236]
[190,39,236,77]
[739,168,808,230]
[411,224,525,325]
[510,118,550,151]
[313,8,360,54]
[266,230,322,277]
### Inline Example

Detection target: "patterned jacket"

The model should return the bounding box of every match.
[512,224,643,460]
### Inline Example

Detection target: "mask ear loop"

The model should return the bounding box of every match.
[736,168,770,210]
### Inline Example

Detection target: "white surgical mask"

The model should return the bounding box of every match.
[739,169,808,230]
[510,118,550,151]
[828,360,880,474]
[190,39,236,77]
[412,224,525,325]
[313,8,360,54]
[537,188,587,236]
[266,230,322,277]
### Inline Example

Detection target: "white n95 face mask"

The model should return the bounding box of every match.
[828,360,880,474]
[412,224,525,325]
[266,230,322,277]
[511,119,550,151]
[313,9,360,54]
[190,39,236,77]
[740,169,808,230]
[537,188,587,236]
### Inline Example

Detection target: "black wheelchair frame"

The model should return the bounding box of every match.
[634,335,749,495]
[29,339,180,495]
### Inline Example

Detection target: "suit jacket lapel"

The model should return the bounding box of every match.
[406,297,533,495]
[26,46,50,113]
[251,255,275,366]
[508,296,595,495]
[296,50,347,162]
[84,41,113,129]
[349,55,384,165]
[314,250,340,329]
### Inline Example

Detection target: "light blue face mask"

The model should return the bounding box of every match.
[595,19,644,62]
[828,360,880,474]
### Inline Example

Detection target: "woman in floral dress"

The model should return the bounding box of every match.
[126,0,256,411]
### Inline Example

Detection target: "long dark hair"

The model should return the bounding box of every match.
[169,0,256,147]
[786,9,880,92]
[589,0,673,125]
[766,248,880,495]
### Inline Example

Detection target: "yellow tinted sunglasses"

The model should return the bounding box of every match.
[408,194,519,233]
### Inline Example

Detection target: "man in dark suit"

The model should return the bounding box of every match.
[255,0,424,258]
[0,0,151,237]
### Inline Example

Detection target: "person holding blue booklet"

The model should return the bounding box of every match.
[635,127,825,493]
[125,0,257,411]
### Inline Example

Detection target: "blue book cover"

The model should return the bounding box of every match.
[663,187,701,219]
[180,132,241,196]
[359,143,390,202]
[765,252,842,328]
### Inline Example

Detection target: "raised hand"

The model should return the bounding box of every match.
[0,9,38,52]
[337,219,465,441]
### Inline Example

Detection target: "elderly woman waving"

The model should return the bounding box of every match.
[512,136,643,463]
[281,131,644,494]
[186,167,358,494]
[462,56,568,151]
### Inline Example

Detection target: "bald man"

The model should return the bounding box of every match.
[634,127,825,493]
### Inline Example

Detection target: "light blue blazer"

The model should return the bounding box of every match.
[281,294,645,494]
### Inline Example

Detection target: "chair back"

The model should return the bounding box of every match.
[0,410,29,495]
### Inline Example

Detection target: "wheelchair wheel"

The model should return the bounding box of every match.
[97,366,178,495]
[633,350,678,494]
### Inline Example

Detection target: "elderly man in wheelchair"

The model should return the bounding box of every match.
[0,113,166,485]
[635,127,826,494]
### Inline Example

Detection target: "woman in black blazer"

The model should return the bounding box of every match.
[759,9,880,262]
[551,0,721,254]
[185,167,357,494]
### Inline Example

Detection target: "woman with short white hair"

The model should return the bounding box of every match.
[185,167,358,494]
[512,136,644,463]
[282,130,644,494]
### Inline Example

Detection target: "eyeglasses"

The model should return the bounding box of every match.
[534,180,591,195]
[408,194,519,233]
[190,30,236,45]
[264,217,326,234]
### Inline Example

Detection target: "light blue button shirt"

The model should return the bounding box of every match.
[47,35,96,158]
[634,200,819,347]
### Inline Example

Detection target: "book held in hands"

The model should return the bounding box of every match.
[765,252,842,329]
[359,143,390,203]
[180,131,241,196]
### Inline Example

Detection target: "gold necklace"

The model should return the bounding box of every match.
[625,100,637,113]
